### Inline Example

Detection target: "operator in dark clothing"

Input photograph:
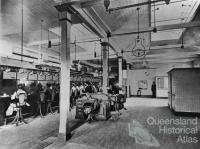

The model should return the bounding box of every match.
[151,81,156,98]
[85,82,93,93]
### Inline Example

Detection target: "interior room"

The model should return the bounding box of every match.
[0,0,200,149]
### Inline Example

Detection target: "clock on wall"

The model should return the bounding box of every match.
[145,71,150,76]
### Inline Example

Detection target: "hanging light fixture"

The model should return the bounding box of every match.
[165,0,170,5]
[131,7,146,57]
[181,22,184,49]
[40,19,44,62]
[121,50,124,55]
[21,0,24,61]
[152,2,157,33]
[104,0,110,11]
[178,18,184,49]
[48,29,51,48]
[94,42,97,58]
[74,36,77,61]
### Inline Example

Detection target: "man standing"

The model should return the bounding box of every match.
[151,81,156,98]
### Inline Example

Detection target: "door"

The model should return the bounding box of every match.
[156,76,168,98]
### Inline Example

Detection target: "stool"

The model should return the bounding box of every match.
[11,94,28,126]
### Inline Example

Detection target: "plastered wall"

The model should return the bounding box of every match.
[128,63,192,96]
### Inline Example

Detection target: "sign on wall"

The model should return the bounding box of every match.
[17,72,28,80]
[28,73,37,81]
[3,71,17,80]
[38,73,46,81]
[46,74,53,81]
[53,74,59,81]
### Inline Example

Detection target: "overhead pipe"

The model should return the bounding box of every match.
[51,38,101,47]
[108,0,170,12]
[111,21,200,37]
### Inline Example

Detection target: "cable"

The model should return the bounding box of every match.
[153,1,157,33]
[181,19,184,49]
[74,36,77,61]
[94,42,97,58]
[137,7,140,39]
[21,0,24,62]
[108,37,110,77]
[40,19,44,62]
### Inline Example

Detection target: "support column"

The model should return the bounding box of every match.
[59,11,71,140]
[101,42,109,93]
[126,64,130,97]
[118,56,123,88]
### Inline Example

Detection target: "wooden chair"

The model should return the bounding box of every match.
[11,93,28,126]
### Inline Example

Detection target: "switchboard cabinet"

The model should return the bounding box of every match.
[168,68,200,113]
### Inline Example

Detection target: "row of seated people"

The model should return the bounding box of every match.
[6,82,59,125]
[29,82,59,117]
[75,84,126,122]
[70,81,101,108]
[107,84,127,111]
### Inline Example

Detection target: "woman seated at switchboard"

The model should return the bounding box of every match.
[11,84,28,105]
[6,84,29,117]
[117,88,127,110]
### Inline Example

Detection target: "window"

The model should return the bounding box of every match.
[157,77,168,89]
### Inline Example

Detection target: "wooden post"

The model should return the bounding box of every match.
[126,64,130,97]
[101,42,109,93]
[118,56,123,88]
[58,11,71,140]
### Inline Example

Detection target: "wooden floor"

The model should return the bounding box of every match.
[0,98,200,149]
[47,98,200,149]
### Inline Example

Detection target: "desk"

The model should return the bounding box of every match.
[0,96,11,125]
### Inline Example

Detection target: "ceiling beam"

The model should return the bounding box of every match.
[80,0,182,9]
[150,43,195,50]
[54,0,103,8]
[56,0,101,5]
[81,0,102,8]
[108,0,169,12]
[112,21,200,37]
[86,7,112,34]
[131,57,197,63]
[141,61,191,68]
[151,39,179,46]
[55,2,119,55]
[78,8,118,54]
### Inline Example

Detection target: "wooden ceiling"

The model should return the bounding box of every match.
[79,0,200,68]
[1,0,200,69]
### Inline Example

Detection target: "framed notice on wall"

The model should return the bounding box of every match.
[138,80,148,90]
[46,74,53,81]
[3,71,17,80]
[53,73,59,81]
[28,73,37,81]
[38,73,46,81]
[17,72,28,80]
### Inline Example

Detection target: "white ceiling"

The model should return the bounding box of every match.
[0,0,200,69]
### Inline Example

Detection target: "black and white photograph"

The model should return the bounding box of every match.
[0,0,200,149]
